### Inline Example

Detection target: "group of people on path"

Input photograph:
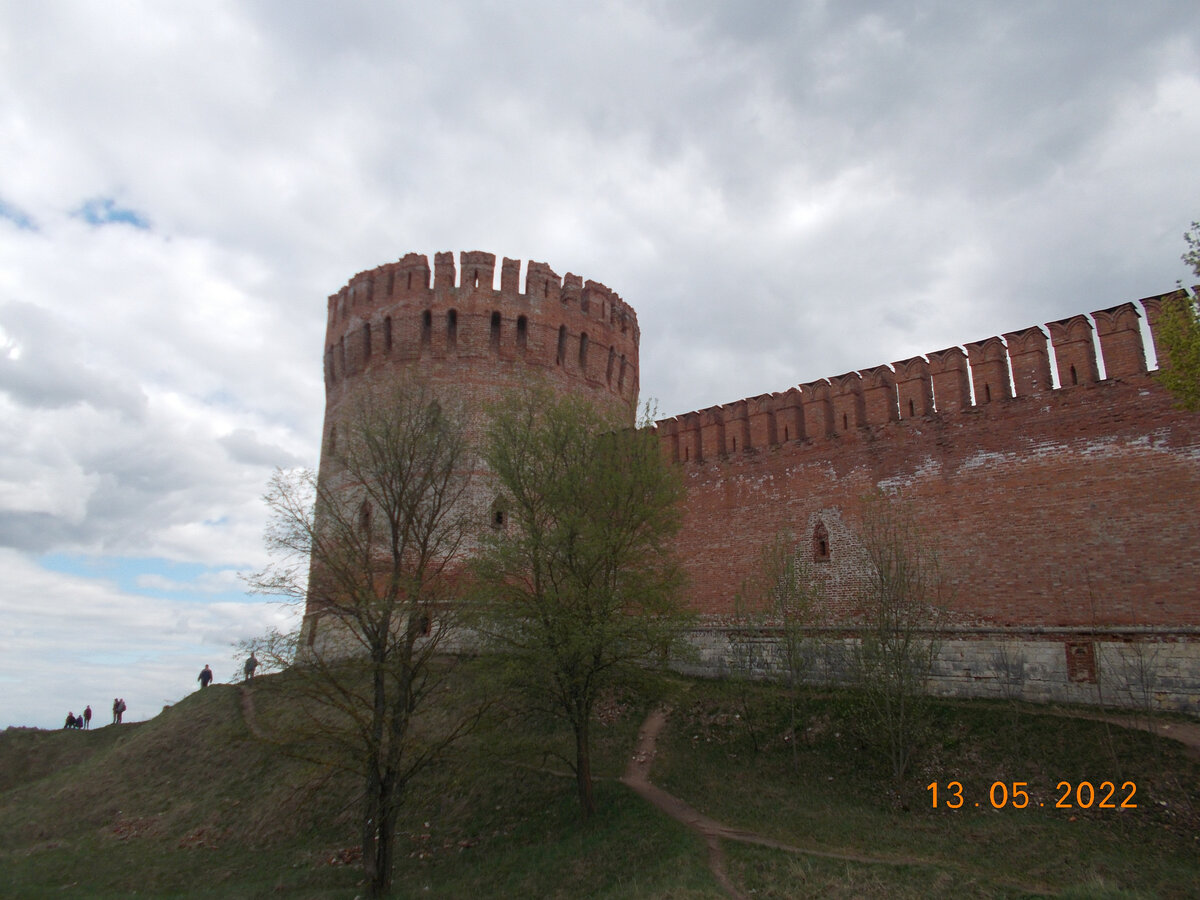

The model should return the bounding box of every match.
[196,654,259,690]
[61,655,261,732]
[62,698,124,730]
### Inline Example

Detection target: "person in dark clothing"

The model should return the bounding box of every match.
[65,712,77,729]
[198,665,213,689]
[82,705,92,729]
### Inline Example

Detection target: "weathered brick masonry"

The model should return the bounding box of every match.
[310,251,1200,711]
[656,292,1200,710]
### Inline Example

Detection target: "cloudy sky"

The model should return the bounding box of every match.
[2,1,1198,729]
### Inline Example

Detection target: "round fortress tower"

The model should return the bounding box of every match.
[319,250,640,455]
[303,251,641,652]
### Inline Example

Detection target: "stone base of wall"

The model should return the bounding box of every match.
[675,627,1200,715]
[299,612,1199,715]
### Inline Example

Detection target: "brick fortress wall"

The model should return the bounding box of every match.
[308,249,1199,710]
[656,290,1200,711]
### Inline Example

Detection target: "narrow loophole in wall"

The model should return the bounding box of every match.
[472,269,480,289]
[842,412,848,430]
[556,325,567,366]
[517,315,528,350]
[1070,364,1078,386]
[731,436,737,452]
[783,426,789,441]
[984,383,992,403]
[362,322,371,360]
[618,355,627,392]
[909,398,915,417]
[812,522,830,561]
[606,347,615,384]
[490,311,501,348]
[407,272,413,290]
[387,271,395,297]
[358,499,371,534]
[328,424,336,455]
[579,332,589,370]
[384,316,393,352]
[421,310,432,345]
[447,309,458,348]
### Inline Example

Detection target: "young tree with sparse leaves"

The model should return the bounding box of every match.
[734,531,824,772]
[853,490,950,783]
[473,387,687,818]
[1155,222,1200,411]
[246,380,482,898]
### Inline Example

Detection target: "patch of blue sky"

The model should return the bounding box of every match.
[38,553,259,605]
[74,196,150,229]
[0,197,37,230]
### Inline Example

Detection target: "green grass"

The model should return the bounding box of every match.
[2,668,1197,898]
[652,679,1200,898]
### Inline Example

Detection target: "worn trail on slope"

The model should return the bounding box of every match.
[618,706,1024,899]
[239,685,267,740]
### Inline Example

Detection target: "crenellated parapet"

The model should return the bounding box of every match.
[656,288,1190,462]
[322,251,640,415]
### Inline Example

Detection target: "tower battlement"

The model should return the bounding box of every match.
[318,251,640,466]
[323,251,639,409]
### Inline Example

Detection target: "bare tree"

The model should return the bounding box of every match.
[852,490,950,783]
[247,381,482,897]
[473,387,687,818]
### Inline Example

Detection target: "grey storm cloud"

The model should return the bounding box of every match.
[219,428,304,469]
[0,301,148,418]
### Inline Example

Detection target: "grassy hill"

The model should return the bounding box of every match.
[2,666,1198,899]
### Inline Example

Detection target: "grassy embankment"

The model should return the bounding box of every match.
[2,663,1197,899]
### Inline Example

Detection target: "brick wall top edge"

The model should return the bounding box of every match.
[655,291,1174,431]
[327,250,640,336]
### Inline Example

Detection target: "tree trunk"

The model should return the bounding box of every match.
[361,772,381,886]
[574,719,595,818]
[363,658,388,889]
[370,786,396,898]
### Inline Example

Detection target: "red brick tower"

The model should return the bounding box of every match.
[319,250,639,454]
[303,251,640,645]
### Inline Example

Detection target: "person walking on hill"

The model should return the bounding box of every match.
[243,653,259,682]
[113,698,126,724]
[82,705,92,729]
[198,664,213,689]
